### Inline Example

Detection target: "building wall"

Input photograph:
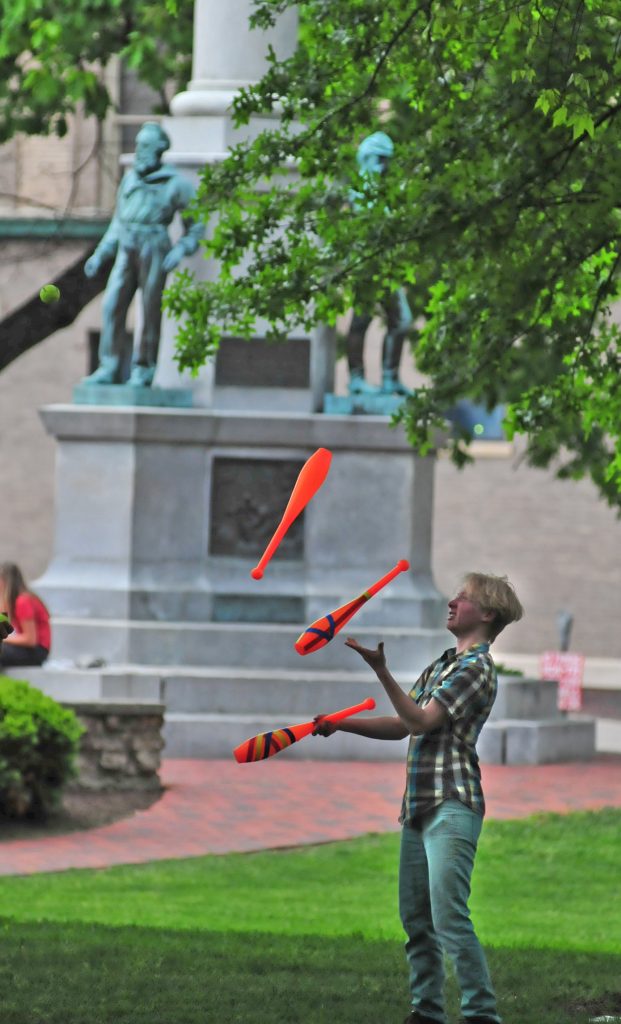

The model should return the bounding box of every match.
[0,252,102,584]
[433,443,621,659]
[0,311,619,659]
[0,110,109,218]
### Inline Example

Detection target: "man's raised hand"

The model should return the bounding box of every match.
[345,637,387,673]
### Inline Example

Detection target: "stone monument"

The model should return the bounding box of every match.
[31,0,451,760]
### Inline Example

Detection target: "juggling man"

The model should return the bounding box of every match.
[314,572,524,1024]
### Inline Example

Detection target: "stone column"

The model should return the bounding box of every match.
[154,0,298,403]
[170,0,297,129]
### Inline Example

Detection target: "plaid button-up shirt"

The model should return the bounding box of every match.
[400,642,497,823]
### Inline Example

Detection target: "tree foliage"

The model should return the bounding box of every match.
[0,0,193,141]
[164,0,621,508]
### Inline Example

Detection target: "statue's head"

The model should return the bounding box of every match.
[356,132,394,177]
[134,122,171,175]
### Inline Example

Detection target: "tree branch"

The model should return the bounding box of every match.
[0,247,109,373]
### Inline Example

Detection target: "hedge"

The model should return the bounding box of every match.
[0,676,84,819]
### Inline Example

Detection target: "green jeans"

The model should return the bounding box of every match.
[399,799,501,1024]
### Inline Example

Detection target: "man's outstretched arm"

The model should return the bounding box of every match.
[313,714,408,741]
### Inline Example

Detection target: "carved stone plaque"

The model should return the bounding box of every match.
[215,337,310,388]
[210,458,305,559]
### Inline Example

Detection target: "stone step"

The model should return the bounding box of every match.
[49,618,445,672]
[163,712,410,761]
[2,666,164,703]
[3,663,415,717]
[4,663,601,765]
[478,717,597,765]
[160,669,404,716]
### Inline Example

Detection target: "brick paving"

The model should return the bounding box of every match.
[0,755,620,877]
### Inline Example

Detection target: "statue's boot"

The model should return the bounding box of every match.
[82,356,120,385]
[381,369,412,396]
[349,369,382,395]
[128,364,155,387]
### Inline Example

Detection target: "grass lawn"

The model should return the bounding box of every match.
[0,808,619,1023]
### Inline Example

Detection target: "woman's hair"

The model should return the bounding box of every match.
[463,572,524,642]
[0,562,40,619]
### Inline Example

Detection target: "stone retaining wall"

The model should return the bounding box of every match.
[66,701,165,791]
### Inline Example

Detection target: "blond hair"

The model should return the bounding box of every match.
[462,572,523,642]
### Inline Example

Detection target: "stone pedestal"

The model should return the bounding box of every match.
[33,404,450,758]
[37,405,446,635]
[30,1,450,760]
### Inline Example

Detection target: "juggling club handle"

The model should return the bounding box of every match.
[320,696,376,724]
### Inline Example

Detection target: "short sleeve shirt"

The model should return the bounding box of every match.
[13,592,51,651]
[400,642,497,822]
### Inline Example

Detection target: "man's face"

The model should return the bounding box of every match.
[134,134,162,176]
[447,588,491,638]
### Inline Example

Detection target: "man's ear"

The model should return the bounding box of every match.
[482,608,500,641]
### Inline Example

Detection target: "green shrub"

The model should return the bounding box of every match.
[0,676,84,819]
[495,662,525,676]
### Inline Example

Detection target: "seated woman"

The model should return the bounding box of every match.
[0,562,51,668]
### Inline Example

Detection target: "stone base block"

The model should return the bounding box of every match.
[489,676,561,721]
[505,717,596,764]
[476,722,506,764]
[68,700,165,791]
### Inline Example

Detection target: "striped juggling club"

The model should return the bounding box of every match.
[294,559,410,656]
[233,696,376,763]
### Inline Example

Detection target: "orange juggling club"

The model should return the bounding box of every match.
[233,696,376,763]
[250,447,332,580]
[295,559,410,656]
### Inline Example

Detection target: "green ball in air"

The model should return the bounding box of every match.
[40,284,61,304]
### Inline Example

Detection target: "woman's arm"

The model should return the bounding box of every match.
[4,617,36,646]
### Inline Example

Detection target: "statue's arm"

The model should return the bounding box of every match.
[175,177,205,257]
[84,215,120,277]
[177,207,205,256]
[161,178,205,271]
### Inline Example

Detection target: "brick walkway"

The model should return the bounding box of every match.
[0,755,620,877]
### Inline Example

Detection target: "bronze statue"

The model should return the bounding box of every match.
[345,132,413,397]
[83,122,204,387]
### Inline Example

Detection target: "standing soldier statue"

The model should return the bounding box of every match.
[83,121,204,388]
[345,131,413,398]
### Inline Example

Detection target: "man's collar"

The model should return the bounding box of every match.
[127,164,176,184]
[443,641,490,661]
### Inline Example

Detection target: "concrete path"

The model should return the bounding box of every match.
[1,755,620,876]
